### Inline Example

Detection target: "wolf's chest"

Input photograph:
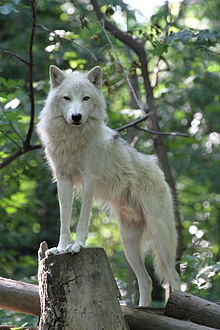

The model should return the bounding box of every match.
[46,139,88,176]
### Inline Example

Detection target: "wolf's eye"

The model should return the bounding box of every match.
[63,96,71,101]
[83,96,90,101]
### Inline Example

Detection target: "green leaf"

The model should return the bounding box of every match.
[166,29,194,44]
[149,41,168,56]
[166,29,220,49]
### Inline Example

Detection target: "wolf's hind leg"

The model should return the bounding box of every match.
[118,216,152,306]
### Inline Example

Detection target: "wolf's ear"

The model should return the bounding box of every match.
[49,65,65,88]
[87,66,102,88]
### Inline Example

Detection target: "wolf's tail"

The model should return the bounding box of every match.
[141,195,180,291]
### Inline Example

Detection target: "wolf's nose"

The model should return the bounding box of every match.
[71,113,82,123]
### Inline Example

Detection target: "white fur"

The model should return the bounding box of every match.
[37,65,180,306]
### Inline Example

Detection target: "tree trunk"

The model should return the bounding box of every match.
[165,290,220,329]
[38,248,128,330]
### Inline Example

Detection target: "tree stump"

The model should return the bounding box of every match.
[38,247,128,330]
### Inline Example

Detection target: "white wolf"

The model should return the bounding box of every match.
[37,65,180,306]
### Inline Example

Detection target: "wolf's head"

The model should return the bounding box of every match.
[47,65,106,128]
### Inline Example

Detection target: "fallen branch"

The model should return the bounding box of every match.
[165,290,220,329]
[122,306,214,330]
[0,276,219,329]
[0,277,40,316]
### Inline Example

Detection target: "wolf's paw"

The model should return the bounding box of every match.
[65,242,84,254]
[46,247,66,256]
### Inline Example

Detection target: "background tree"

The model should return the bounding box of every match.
[0,0,219,326]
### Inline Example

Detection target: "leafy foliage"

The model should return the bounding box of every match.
[166,28,220,52]
[0,0,220,326]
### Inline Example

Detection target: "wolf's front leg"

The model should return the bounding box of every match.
[46,176,74,256]
[66,176,95,254]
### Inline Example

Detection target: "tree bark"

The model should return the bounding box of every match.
[38,248,128,330]
[165,290,220,329]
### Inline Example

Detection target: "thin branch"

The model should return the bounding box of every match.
[0,149,23,169]
[151,56,170,88]
[150,0,186,91]
[90,0,144,58]
[0,144,41,170]
[0,129,22,149]
[204,47,220,56]
[115,113,189,137]
[8,121,25,143]
[0,105,25,143]
[36,24,98,61]
[90,0,156,113]
[151,57,161,88]
[0,50,30,65]
[161,0,187,38]
[25,0,36,147]
[101,20,146,114]
[116,111,156,132]
[0,0,41,170]
[135,126,189,137]
[159,55,170,71]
